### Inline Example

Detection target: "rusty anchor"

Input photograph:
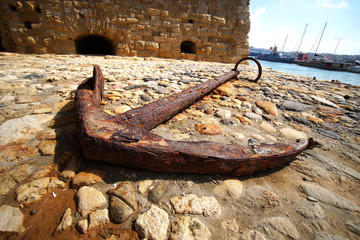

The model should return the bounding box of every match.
[75,57,312,176]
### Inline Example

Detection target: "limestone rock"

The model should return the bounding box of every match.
[216,82,234,96]
[107,181,137,210]
[260,121,277,133]
[0,205,25,233]
[76,186,107,217]
[215,109,232,119]
[89,209,109,229]
[72,169,105,188]
[114,105,131,114]
[170,194,221,217]
[241,230,266,240]
[76,219,88,234]
[36,140,57,155]
[281,100,312,112]
[300,183,360,212]
[109,196,135,223]
[0,114,53,145]
[214,179,243,199]
[296,203,324,219]
[314,231,349,240]
[256,217,300,240]
[255,101,278,116]
[280,127,307,140]
[195,124,222,135]
[56,208,73,232]
[244,112,262,120]
[138,180,153,195]
[16,177,51,203]
[135,205,169,240]
[311,95,339,108]
[47,178,66,190]
[170,216,211,240]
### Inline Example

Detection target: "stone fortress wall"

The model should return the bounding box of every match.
[0,0,250,63]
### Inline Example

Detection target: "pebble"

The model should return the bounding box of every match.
[170,194,221,217]
[259,121,277,133]
[109,196,134,223]
[56,208,73,232]
[195,124,222,135]
[0,114,53,145]
[170,216,211,240]
[255,217,300,240]
[300,183,360,212]
[280,127,307,140]
[213,179,243,199]
[281,100,312,112]
[89,209,110,229]
[0,205,25,233]
[255,101,278,116]
[114,105,131,114]
[311,95,339,108]
[76,186,108,217]
[72,169,105,188]
[135,205,169,240]
[214,108,232,118]
[244,112,262,120]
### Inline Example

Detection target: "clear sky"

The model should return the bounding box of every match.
[249,0,360,55]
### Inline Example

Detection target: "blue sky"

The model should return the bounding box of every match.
[249,0,360,55]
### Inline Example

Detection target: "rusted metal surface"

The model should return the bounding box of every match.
[75,57,312,176]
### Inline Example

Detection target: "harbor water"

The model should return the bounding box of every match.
[251,60,360,86]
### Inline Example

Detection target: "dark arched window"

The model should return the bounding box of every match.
[180,41,196,54]
[0,35,5,52]
[75,35,115,55]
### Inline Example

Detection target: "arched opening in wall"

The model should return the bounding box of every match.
[180,41,196,54]
[75,35,115,55]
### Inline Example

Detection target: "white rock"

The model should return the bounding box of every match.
[89,209,109,228]
[77,186,107,217]
[241,230,266,240]
[170,216,211,240]
[300,183,360,212]
[0,205,25,232]
[314,231,349,240]
[76,219,88,234]
[215,109,232,119]
[138,180,153,195]
[256,217,300,240]
[232,132,245,140]
[170,194,221,217]
[214,179,243,199]
[16,177,51,203]
[135,205,169,240]
[280,127,307,140]
[311,95,339,108]
[0,114,53,145]
[56,208,73,232]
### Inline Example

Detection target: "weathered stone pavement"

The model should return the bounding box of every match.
[0,53,359,240]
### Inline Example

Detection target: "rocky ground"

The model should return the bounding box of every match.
[0,53,359,240]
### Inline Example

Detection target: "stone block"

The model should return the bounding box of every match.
[145,41,159,50]
[147,8,161,16]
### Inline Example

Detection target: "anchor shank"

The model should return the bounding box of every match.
[118,70,239,130]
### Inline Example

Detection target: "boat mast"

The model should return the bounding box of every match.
[297,23,308,52]
[281,34,288,52]
[314,22,327,55]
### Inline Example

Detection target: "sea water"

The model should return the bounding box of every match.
[251,60,360,86]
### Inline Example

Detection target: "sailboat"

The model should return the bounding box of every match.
[296,23,352,71]
[256,36,295,63]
